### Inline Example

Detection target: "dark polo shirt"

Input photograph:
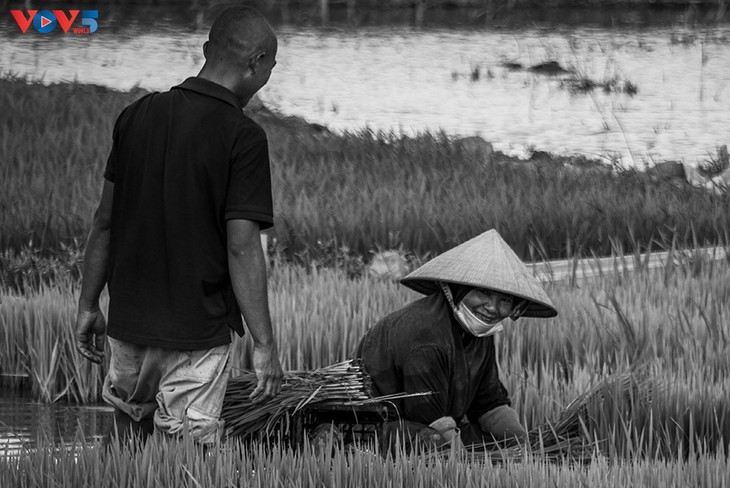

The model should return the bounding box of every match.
[103,77,273,350]
[355,292,510,424]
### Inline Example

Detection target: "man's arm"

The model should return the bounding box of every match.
[75,180,114,364]
[227,219,283,403]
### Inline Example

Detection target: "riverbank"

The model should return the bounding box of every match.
[2,77,729,265]
[8,0,723,9]
[271,0,730,20]
[4,1,727,27]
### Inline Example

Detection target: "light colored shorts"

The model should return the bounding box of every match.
[102,336,233,444]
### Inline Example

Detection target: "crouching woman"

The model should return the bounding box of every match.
[355,230,558,450]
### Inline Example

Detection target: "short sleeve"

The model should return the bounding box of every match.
[103,108,126,183]
[401,347,450,424]
[466,339,511,420]
[224,134,274,230]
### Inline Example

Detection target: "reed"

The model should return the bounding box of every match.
[0,282,107,403]
[1,434,729,488]
[0,245,84,294]
[2,250,729,458]
[2,77,730,261]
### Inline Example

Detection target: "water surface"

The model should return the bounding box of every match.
[0,387,113,456]
[1,8,728,165]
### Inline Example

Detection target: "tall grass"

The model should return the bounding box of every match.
[2,77,729,260]
[269,127,730,260]
[1,435,729,488]
[2,252,729,457]
[0,78,144,251]
[0,279,106,403]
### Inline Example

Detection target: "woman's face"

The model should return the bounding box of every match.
[461,288,515,323]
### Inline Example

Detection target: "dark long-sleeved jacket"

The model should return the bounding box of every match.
[355,292,511,425]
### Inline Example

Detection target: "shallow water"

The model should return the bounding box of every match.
[1,7,728,166]
[0,387,113,456]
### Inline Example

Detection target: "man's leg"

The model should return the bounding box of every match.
[102,338,160,444]
[153,342,233,445]
[108,410,154,444]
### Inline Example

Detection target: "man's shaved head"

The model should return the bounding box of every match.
[199,6,277,105]
[206,6,276,66]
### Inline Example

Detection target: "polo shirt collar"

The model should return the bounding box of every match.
[172,77,243,111]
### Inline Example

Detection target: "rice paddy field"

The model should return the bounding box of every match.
[2,76,730,263]
[2,253,730,485]
[1,78,730,485]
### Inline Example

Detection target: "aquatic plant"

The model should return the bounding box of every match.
[0,281,106,403]
[2,249,729,458]
[559,75,638,95]
[2,77,730,262]
[0,244,84,293]
[1,431,729,488]
[697,145,729,179]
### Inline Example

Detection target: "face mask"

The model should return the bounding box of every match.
[455,302,505,337]
[439,282,504,338]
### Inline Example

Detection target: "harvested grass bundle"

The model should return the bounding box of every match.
[539,372,654,442]
[467,372,660,464]
[221,359,426,440]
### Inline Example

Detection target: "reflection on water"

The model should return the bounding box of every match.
[0,8,729,164]
[0,388,113,456]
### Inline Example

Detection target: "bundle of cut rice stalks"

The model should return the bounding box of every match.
[464,372,661,465]
[221,359,426,440]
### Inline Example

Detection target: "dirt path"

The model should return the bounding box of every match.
[530,246,730,283]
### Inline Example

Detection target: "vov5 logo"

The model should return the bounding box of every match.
[10,10,98,34]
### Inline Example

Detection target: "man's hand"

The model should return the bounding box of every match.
[75,308,107,364]
[249,342,283,403]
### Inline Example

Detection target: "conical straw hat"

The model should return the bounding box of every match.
[401,229,558,318]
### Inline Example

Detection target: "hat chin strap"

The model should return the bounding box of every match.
[438,282,456,307]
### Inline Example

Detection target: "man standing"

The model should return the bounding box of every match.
[74,6,283,444]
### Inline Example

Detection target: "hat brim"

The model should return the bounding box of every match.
[400,277,558,318]
[398,229,558,319]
